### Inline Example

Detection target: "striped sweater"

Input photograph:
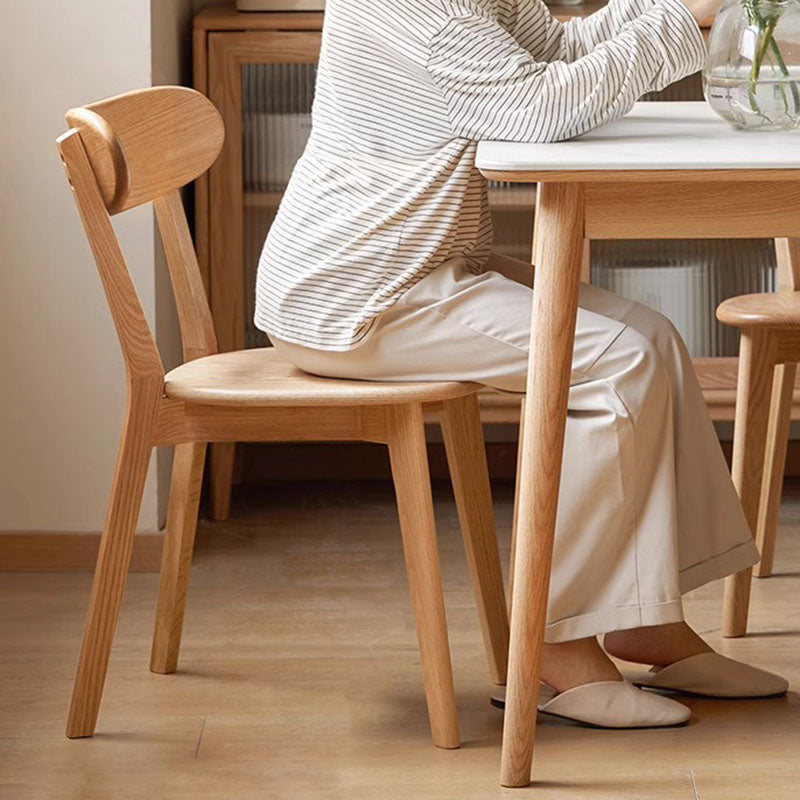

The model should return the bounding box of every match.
[255,0,706,350]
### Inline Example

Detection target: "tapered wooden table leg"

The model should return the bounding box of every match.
[501,183,585,788]
[723,329,778,637]
[508,404,525,616]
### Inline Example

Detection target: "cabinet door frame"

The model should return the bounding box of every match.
[204,30,322,519]
[207,30,322,354]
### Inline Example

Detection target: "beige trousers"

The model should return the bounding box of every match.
[272,253,759,642]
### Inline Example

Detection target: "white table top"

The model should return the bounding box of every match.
[475,102,800,173]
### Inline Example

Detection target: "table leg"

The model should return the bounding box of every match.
[501,182,585,788]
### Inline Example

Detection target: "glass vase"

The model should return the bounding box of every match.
[704,0,800,131]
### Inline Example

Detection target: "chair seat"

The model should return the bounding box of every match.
[717,292,800,329]
[164,347,477,407]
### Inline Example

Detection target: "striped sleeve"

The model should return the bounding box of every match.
[426,0,706,143]
[513,0,659,62]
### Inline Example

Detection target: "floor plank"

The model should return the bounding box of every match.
[1,480,798,798]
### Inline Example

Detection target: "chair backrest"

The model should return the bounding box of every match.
[57,86,224,381]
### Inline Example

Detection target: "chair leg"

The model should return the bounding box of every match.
[439,394,509,686]
[756,238,800,578]
[723,330,778,638]
[209,442,234,522]
[754,363,795,578]
[150,442,207,674]
[66,387,160,738]
[386,403,460,749]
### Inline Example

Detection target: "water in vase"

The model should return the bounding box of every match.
[704,0,800,131]
[706,66,800,130]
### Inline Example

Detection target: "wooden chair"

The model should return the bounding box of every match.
[57,86,509,748]
[720,239,800,637]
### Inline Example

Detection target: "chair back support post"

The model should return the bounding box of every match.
[58,129,163,381]
[57,86,225,381]
[153,192,218,362]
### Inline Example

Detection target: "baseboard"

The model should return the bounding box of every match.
[240,440,520,482]
[0,531,163,573]
[239,439,800,483]
[3,441,798,573]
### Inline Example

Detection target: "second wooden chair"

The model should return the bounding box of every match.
[719,238,800,636]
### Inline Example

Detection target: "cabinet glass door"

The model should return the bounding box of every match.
[242,62,317,348]
[207,30,321,360]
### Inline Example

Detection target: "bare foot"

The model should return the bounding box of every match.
[541,636,622,693]
[603,621,712,668]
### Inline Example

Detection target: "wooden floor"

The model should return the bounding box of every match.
[2,480,799,799]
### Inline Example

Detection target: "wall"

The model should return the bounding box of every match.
[0,1,193,536]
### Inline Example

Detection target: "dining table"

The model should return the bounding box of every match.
[475,101,800,788]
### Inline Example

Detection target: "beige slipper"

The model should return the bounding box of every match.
[628,652,789,699]
[490,680,691,729]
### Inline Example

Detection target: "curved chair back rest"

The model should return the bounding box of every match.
[65,86,224,214]
[57,87,223,380]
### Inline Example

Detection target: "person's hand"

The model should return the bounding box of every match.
[678,0,724,25]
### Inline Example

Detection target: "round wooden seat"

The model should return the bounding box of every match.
[717,292,800,329]
[164,347,478,407]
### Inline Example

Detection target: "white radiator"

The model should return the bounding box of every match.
[593,240,776,358]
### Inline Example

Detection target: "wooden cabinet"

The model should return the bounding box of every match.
[194,3,798,514]
[195,8,323,515]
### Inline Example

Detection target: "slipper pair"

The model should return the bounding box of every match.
[490,653,788,729]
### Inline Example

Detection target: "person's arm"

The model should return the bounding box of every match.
[514,0,720,63]
[515,0,658,62]
[426,0,705,144]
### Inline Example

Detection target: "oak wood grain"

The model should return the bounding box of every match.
[66,87,224,214]
[440,395,509,686]
[754,240,800,579]
[585,181,800,240]
[164,348,475,407]
[150,442,207,674]
[386,404,460,749]
[501,182,585,787]
[723,330,778,637]
[58,86,501,751]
